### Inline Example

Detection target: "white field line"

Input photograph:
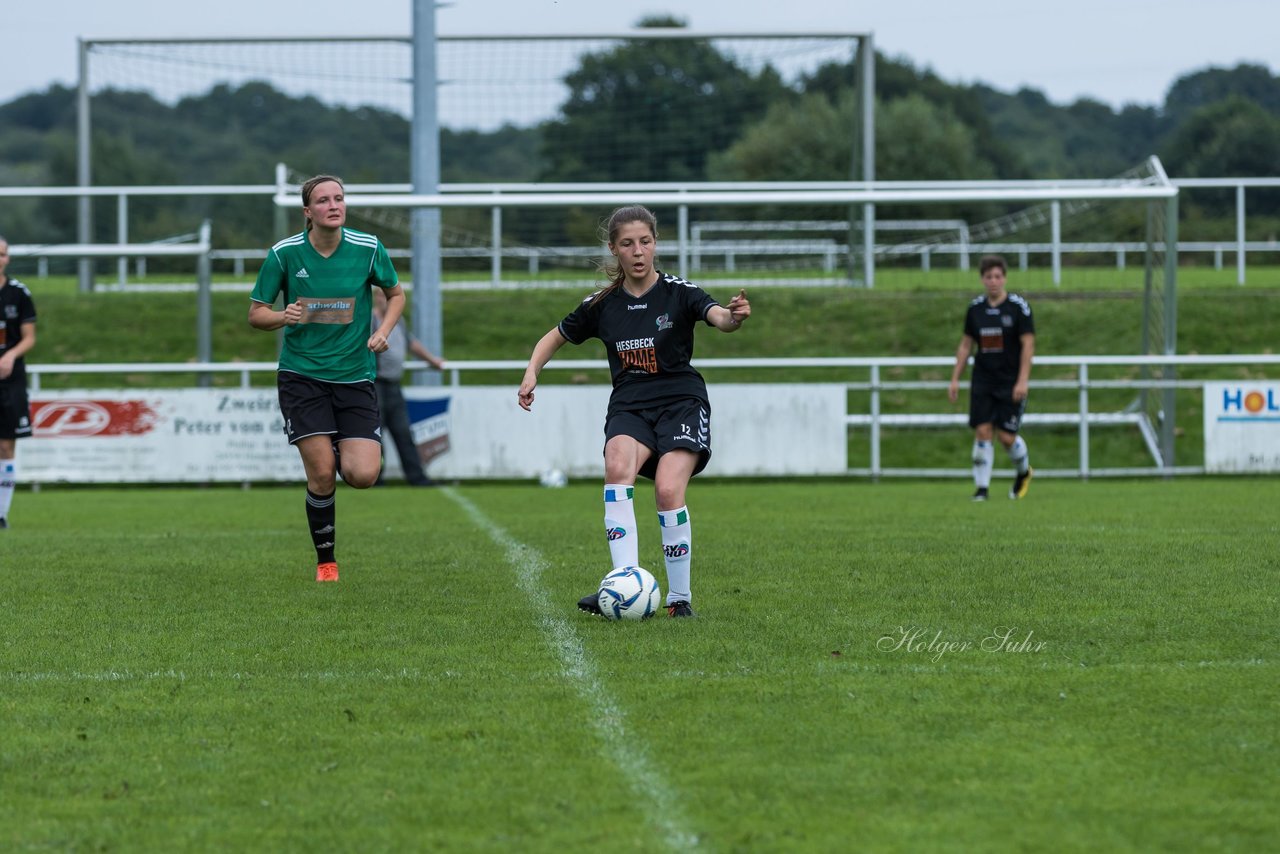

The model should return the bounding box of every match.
[447,489,703,853]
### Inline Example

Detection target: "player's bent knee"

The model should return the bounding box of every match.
[343,469,380,489]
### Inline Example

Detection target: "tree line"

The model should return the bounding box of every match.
[1,35,1277,258]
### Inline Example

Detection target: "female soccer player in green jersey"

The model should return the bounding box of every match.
[249,175,406,582]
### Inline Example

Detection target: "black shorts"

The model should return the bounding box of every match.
[605,398,711,481]
[277,372,380,446]
[0,383,33,440]
[969,380,1027,433]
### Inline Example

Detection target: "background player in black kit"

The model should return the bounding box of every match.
[948,254,1035,501]
[518,205,751,617]
[0,235,38,529]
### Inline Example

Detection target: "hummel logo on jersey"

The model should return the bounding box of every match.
[627,303,648,310]
[295,268,310,278]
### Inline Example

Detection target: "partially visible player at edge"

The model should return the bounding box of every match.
[948,253,1035,501]
[0,235,37,529]
[518,205,751,618]
[248,175,406,581]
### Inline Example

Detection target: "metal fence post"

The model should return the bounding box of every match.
[1236,184,1246,285]
[491,204,502,288]
[117,194,129,287]
[869,364,881,480]
[1078,363,1090,479]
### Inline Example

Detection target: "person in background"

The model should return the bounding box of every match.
[948,253,1035,501]
[0,235,38,530]
[518,205,751,618]
[248,175,405,581]
[372,285,444,486]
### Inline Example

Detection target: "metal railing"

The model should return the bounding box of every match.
[10,173,1277,284]
[1,170,1203,289]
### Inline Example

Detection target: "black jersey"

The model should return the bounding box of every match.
[559,271,719,410]
[963,292,1034,385]
[0,277,37,388]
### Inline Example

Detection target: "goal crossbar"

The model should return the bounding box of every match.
[273,185,1178,210]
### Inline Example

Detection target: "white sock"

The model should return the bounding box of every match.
[972,441,993,489]
[0,459,14,520]
[603,483,639,570]
[1008,436,1030,474]
[658,506,692,605]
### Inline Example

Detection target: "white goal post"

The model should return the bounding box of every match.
[272,168,1179,288]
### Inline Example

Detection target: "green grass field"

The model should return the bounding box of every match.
[2,478,1276,851]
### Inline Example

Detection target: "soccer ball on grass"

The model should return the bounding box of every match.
[539,468,568,488]
[597,566,661,621]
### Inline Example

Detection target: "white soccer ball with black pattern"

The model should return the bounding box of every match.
[596,566,661,621]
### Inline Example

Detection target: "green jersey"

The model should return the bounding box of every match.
[251,228,398,383]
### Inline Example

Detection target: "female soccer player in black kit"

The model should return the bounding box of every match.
[0,236,37,530]
[518,205,751,617]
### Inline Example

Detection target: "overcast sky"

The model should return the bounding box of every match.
[5,0,1277,110]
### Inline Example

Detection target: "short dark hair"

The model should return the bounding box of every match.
[979,254,1007,275]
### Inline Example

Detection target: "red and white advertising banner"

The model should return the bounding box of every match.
[27,389,304,483]
[27,384,847,484]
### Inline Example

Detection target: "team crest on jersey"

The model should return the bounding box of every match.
[655,313,673,331]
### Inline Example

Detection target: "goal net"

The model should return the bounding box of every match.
[83,32,869,273]
[83,33,865,171]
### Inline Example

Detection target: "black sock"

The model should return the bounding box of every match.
[306,488,336,564]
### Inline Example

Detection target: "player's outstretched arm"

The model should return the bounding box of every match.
[518,327,569,411]
[710,288,750,332]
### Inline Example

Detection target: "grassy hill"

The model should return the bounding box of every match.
[25,265,1280,373]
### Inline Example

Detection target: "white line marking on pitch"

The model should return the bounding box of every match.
[446,488,702,852]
